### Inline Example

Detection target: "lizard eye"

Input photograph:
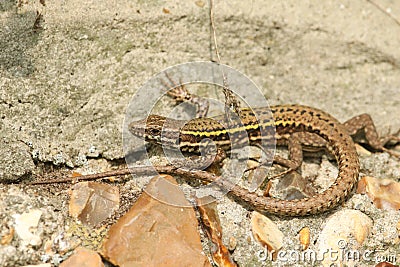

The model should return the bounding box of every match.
[149,128,160,136]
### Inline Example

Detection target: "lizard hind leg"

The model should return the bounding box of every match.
[344,114,400,158]
[246,132,326,196]
[249,132,328,178]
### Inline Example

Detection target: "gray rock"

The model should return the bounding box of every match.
[0,136,35,182]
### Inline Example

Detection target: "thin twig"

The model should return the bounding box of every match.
[28,168,135,185]
[365,0,400,27]
[209,0,241,125]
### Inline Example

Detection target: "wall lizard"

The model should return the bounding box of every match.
[128,85,399,216]
[29,83,399,216]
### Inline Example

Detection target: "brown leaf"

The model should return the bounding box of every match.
[357,176,400,210]
[69,182,119,226]
[102,175,211,267]
[197,196,237,267]
[0,227,14,245]
[299,227,310,250]
[59,247,104,267]
[251,212,283,259]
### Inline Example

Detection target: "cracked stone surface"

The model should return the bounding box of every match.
[1,0,400,179]
[0,135,35,182]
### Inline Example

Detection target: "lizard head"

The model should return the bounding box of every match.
[129,115,184,148]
